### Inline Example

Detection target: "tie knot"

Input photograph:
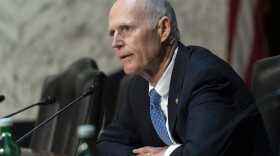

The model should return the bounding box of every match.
[150,89,161,106]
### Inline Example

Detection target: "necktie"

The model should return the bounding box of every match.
[150,89,172,145]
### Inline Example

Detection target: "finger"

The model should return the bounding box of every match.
[133,148,145,154]
[133,146,153,153]
[142,153,147,156]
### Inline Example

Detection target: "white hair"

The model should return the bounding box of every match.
[144,0,180,40]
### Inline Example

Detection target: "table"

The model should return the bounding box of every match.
[21,148,67,156]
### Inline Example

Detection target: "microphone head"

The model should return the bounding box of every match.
[0,95,5,103]
[41,96,56,105]
[83,82,99,97]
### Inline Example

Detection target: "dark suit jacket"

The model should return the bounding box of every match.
[96,43,272,156]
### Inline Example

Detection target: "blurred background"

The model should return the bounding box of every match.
[0,0,279,122]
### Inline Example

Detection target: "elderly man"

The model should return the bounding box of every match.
[96,0,272,155]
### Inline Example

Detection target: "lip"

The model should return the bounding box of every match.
[119,53,133,61]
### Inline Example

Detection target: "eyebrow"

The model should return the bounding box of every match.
[108,22,134,36]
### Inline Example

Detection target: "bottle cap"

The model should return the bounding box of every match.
[0,118,13,127]
[77,124,96,138]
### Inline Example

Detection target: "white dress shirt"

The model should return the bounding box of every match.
[149,47,181,156]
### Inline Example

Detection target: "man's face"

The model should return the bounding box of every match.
[108,0,162,75]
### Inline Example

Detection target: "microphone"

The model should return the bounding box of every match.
[0,95,5,103]
[1,96,56,118]
[16,82,99,143]
[190,88,280,156]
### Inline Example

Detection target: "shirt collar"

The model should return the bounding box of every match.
[149,47,178,97]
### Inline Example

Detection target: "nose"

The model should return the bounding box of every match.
[112,33,124,48]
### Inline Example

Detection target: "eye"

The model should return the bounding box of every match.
[123,25,130,30]
[109,30,115,37]
[121,25,131,32]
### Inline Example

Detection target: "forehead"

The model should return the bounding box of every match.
[108,0,146,25]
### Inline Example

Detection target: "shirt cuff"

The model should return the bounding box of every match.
[164,144,182,156]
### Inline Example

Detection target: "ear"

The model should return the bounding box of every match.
[157,16,171,43]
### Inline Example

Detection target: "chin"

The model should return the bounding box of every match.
[123,69,134,75]
[123,67,139,75]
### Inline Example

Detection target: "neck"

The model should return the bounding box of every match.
[141,39,178,87]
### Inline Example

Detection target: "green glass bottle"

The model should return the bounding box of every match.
[76,124,97,156]
[0,118,21,156]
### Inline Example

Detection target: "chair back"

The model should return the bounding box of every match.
[30,58,106,155]
[252,55,280,156]
[114,75,133,117]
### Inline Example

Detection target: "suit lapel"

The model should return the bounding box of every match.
[168,42,190,141]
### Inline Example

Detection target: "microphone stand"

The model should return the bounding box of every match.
[16,82,98,143]
[3,104,39,118]
[2,96,56,119]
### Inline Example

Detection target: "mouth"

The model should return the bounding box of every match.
[119,54,133,61]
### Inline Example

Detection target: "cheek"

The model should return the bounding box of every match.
[140,41,160,64]
[123,31,159,73]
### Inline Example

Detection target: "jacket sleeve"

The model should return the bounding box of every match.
[96,78,142,156]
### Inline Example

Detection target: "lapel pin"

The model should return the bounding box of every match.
[175,98,179,104]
